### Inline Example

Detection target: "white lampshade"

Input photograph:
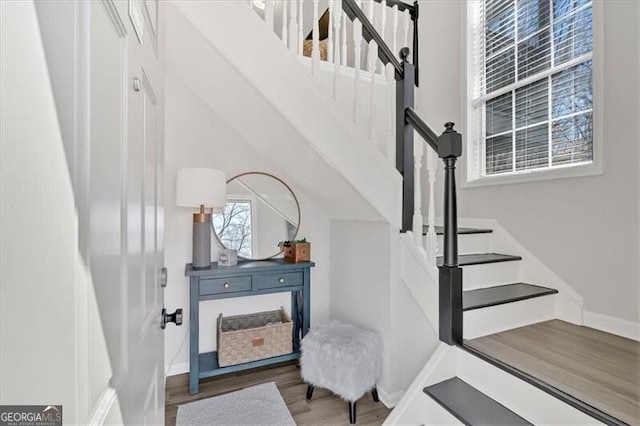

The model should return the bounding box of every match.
[176,168,227,211]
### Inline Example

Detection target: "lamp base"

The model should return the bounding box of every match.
[192,214,211,269]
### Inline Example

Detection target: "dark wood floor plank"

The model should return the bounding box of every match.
[165,361,391,425]
[424,377,532,425]
[466,320,640,425]
[424,226,493,236]
[437,253,522,267]
[463,283,557,311]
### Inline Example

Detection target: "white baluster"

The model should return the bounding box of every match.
[332,5,343,99]
[387,5,398,164]
[312,0,320,75]
[380,1,388,74]
[289,0,299,53]
[341,12,348,66]
[366,0,376,73]
[402,9,410,50]
[327,2,334,64]
[426,148,439,261]
[265,0,275,32]
[391,5,399,57]
[414,139,425,254]
[298,0,304,56]
[385,64,395,163]
[366,0,377,140]
[282,0,288,47]
[352,0,362,123]
[368,42,377,141]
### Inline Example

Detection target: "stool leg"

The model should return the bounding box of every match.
[371,387,379,402]
[349,401,356,424]
[306,384,315,400]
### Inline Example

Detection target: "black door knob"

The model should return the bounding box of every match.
[161,308,183,329]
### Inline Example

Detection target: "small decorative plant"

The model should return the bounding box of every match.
[279,238,311,263]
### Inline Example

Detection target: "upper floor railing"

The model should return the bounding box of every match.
[248,0,463,345]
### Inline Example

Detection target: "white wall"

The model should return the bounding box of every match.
[1,2,83,417]
[329,221,395,392]
[164,73,331,374]
[418,0,640,324]
[329,221,440,403]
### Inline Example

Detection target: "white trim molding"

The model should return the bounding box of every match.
[583,311,640,342]
[376,387,405,410]
[462,0,605,188]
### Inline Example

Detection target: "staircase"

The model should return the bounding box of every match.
[166,0,630,424]
[390,220,639,425]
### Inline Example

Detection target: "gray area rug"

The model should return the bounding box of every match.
[176,382,296,425]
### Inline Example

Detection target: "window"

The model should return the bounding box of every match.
[468,0,595,181]
[213,200,255,258]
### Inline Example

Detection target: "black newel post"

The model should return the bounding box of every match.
[437,122,463,345]
[396,47,415,233]
[443,156,458,268]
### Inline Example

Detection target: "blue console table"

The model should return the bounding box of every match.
[185,259,315,394]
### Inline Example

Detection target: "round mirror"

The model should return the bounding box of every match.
[212,172,300,261]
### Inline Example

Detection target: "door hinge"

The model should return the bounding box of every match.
[160,267,168,287]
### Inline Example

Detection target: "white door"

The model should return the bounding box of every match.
[0,1,166,424]
[86,1,166,423]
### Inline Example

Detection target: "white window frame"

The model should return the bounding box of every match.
[462,0,604,188]
[215,195,258,259]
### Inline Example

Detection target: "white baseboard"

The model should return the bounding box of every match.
[165,361,189,377]
[583,311,640,342]
[377,386,405,409]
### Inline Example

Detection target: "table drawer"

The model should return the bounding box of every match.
[255,271,303,290]
[200,276,252,296]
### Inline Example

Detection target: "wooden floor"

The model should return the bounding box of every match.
[165,361,391,425]
[466,320,640,425]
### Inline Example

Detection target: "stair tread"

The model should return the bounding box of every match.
[424,377,532,426]
[463,283,558,311]
[423,226,493,236]
[437,253,523,266]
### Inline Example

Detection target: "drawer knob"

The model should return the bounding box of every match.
[279,278,285,283]
[224,283,230,289]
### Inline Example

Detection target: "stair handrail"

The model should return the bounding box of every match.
[374,0,415,13]
[374,0,419,85]
[342,0,404,78]
[342,0,463,346]
[343,0,419,85]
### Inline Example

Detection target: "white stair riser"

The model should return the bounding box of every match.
[435,234,492,256]
[461,262,521,290]
[463,295,556,339]
[456,349,600,425]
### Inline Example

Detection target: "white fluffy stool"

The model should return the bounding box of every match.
[300,320,383,424]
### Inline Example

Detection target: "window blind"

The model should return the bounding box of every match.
[475,0,594,176]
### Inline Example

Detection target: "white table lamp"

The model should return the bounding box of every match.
[176,168,227,268]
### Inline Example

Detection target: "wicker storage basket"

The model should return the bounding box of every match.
[217,307,293,367]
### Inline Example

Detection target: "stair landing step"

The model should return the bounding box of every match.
[437,253,522,267]
[463,320,636,425]
[463,283,558,311]
[424,226,493,236]
[424,377,532,425]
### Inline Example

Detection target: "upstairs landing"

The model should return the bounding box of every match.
[465,320,640,425]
